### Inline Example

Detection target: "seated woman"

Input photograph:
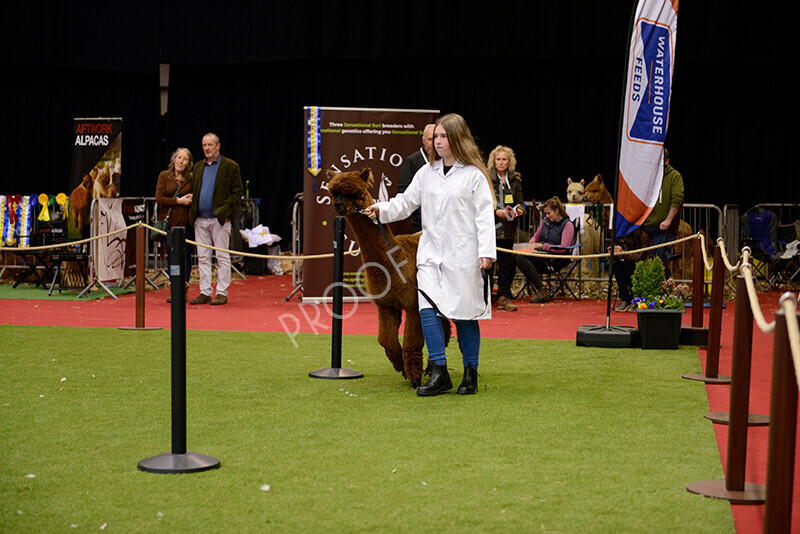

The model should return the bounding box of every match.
[515,196,574,303]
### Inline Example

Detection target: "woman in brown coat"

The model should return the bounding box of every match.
[155,147,194,300]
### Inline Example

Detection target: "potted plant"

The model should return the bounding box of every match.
[631,257,686,349]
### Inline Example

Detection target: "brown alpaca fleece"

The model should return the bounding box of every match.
[584,174,614,227]
[327,166,450,388]
[583,174,613,204]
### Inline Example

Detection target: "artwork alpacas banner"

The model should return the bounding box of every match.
[69,117,122,237]
[303,106,439,301]
[615,0,678,238]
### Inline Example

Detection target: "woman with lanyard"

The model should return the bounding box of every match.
[365,113,496,396]
[487,145,525,311]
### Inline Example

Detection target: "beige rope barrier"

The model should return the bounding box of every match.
[498,231,702,260]
[698,232,713,272]
[146,222,356,260]
[0,223,140,252]
[779,293,800,391]
[740,259,777,333]
[716,237,743,273]
[3,223,707,263]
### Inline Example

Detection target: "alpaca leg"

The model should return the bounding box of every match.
[401,309,424,388]
[376,305,404,374]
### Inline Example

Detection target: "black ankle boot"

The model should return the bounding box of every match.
[457,364,478,395]
[416,363,452,396]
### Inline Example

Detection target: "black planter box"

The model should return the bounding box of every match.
[636,308,684,350]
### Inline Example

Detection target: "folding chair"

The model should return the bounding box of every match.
[544,217,582,300]
[740,207,796,290]
[775,220,800,287]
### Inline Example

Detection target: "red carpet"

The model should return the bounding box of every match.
[2,274,798,533]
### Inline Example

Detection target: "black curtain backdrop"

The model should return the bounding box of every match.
[2,1,792,247]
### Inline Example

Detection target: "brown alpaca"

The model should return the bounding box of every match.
[70,167,97,232]
[584,174,614,228]
[327,167,448,388]
[583,174,613,204]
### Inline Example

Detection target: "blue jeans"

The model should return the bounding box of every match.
[419,308,480,368]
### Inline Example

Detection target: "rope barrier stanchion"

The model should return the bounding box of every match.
[763,295,799,533]
[680,236,709,346]
[687,272,767,504]
[309,216,363,381]
[705,272,770,428]
[138,226,220,474]
[119,225,161,331]
[683,245,730,384]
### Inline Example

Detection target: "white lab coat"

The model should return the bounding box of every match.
[376,159,496,320]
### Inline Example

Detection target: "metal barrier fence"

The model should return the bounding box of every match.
[724,203,800,287]
[512,201,725,296]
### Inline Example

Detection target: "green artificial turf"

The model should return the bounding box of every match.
[0,325,733,532]
[0,282,135,301]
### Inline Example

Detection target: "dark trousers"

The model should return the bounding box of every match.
[490,238,516,299]
[645,226,677,271]
[515,254,568,290]
[613,260,636,302]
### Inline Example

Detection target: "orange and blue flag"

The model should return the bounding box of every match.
[615,0,679,238]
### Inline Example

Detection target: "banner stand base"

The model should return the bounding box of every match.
[77,278,117,300]
[576,325,639,348]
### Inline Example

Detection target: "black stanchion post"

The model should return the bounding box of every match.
[138,226,221,474]
[309,216,363,380]
[171,227,187,454]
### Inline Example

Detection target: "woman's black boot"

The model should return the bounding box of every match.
[416,363,452,396]
[457,364,478,395]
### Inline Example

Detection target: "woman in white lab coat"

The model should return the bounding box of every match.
[365,113,496,396]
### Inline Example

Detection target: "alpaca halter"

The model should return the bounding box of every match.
[335,194,364,214]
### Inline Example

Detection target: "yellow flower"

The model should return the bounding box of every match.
[638,302,647,309]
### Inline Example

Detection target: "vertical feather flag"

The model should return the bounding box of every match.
[614,0,679,238]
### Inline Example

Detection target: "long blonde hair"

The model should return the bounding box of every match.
[487,145,517,177]
[429,113,495,208]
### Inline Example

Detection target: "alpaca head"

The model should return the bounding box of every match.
[327,167,375,216]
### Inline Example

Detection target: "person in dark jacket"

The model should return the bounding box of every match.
[155,147,194,302]
[188,133,244,306]
[396,123,435,233]
[610,226,652,311]
[516,196,573,304]
[487,145,525,311]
